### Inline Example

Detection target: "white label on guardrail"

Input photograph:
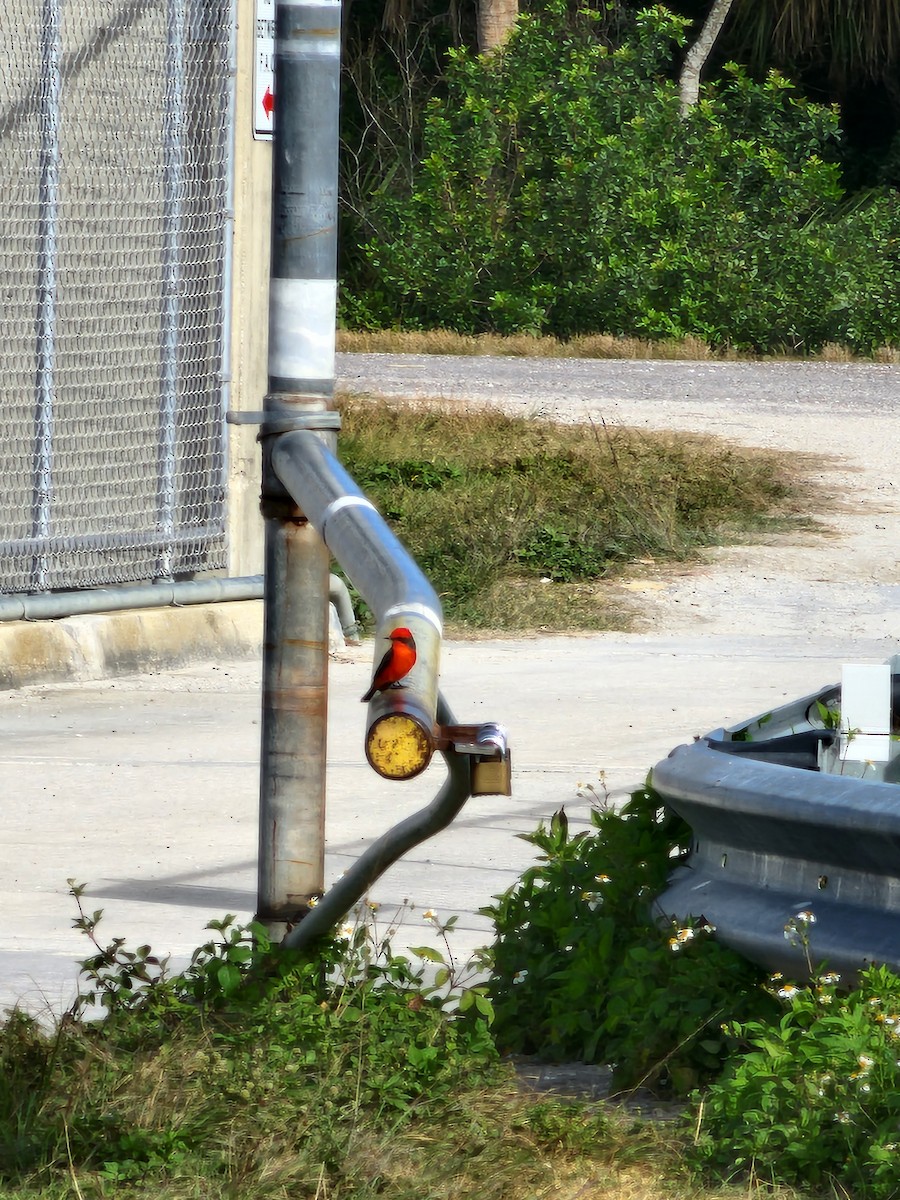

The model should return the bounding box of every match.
[841,662,893,762]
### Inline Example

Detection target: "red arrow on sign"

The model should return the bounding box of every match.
[262,86,274,119]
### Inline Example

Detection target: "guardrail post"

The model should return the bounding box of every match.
[256,0,342,940]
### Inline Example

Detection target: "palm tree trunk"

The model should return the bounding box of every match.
[477,0,519,54]
[679,0,737,115]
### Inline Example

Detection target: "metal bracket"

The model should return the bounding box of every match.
[226,410,342,438]
[437,721,512,795]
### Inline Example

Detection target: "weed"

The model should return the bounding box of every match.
[691,961,900,1198]
[338,327,897,363]
[482,784,773,1095]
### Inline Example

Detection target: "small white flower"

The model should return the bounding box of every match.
[423,909,437,922]
[777,985,800,1000]
[795,910,816,924]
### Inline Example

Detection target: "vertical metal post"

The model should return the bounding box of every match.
[158,0,186,579]
[33,0,61,592]
[216,0,238,532]
[257,0,341,939]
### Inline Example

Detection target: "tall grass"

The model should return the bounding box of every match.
[337,328,900,363]
[337,396,819,632]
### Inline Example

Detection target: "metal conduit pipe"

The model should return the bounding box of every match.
[270,429,443,776]
[0,572,359,636]
[282,693,468,952]
[328,574,359,640]
[0,576,264,621]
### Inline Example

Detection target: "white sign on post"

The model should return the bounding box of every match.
[254,0,275,140]
[841,662,893,762]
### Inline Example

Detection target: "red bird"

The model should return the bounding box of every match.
[361,627,417,702]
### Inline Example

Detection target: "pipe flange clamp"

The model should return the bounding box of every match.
[226,409,342,437]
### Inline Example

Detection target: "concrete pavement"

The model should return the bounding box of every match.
[3,625,895,1018]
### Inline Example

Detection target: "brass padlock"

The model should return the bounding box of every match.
[471,751,512,796]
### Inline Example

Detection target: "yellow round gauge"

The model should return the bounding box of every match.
[366,714,433,780]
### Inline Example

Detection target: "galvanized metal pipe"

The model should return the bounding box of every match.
[0,571,355,634]
[258,517,331,934]
[0,576,264,622]
[270,430,442,742]
[257,0,342,937]
[158,0,186,579]
[282,694,469,951]
[34,0,61,592]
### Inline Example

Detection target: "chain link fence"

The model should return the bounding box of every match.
[0,0,233,594]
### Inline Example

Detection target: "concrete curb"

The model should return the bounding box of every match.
[0,601,265,689]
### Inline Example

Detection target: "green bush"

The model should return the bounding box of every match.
[482,784,772,1093]
[345,2,900,354]
[691,964,900,1197]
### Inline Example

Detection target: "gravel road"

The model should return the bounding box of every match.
[337,352,900,643]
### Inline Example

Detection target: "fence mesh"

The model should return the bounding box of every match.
[0,0,232,594]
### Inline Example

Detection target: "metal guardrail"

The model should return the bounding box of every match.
[653,679,900,982]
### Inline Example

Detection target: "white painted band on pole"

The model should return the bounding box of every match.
[268,277,337,382]
[278,35,340,58]
[383,602,444,635]
[321,494,376,530]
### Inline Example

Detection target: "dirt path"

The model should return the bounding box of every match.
[337,353,900,642]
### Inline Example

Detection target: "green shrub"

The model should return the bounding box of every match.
[482,784,772,1093]
[691,963,900,1197]
[346,2,900,354]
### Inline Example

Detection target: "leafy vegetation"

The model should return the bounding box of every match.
[484,781,900,1197]
[337,395,815,631]
[484,784,773,1094]
[10,825,900,1196]
[342,3,900,355]
[693,964,900,1197]
[0,883,731,1200]
[0,888,506,1199]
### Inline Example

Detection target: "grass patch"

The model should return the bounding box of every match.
[337,394,820,633]
[337,328,900,363]
[0,886,811,1200]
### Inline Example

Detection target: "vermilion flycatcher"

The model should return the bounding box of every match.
[361,627,417,702]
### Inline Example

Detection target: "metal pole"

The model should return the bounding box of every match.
[257,0,341,939]
[282,694,470,952]
[159,0,186,580]
[33,0,61,592]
